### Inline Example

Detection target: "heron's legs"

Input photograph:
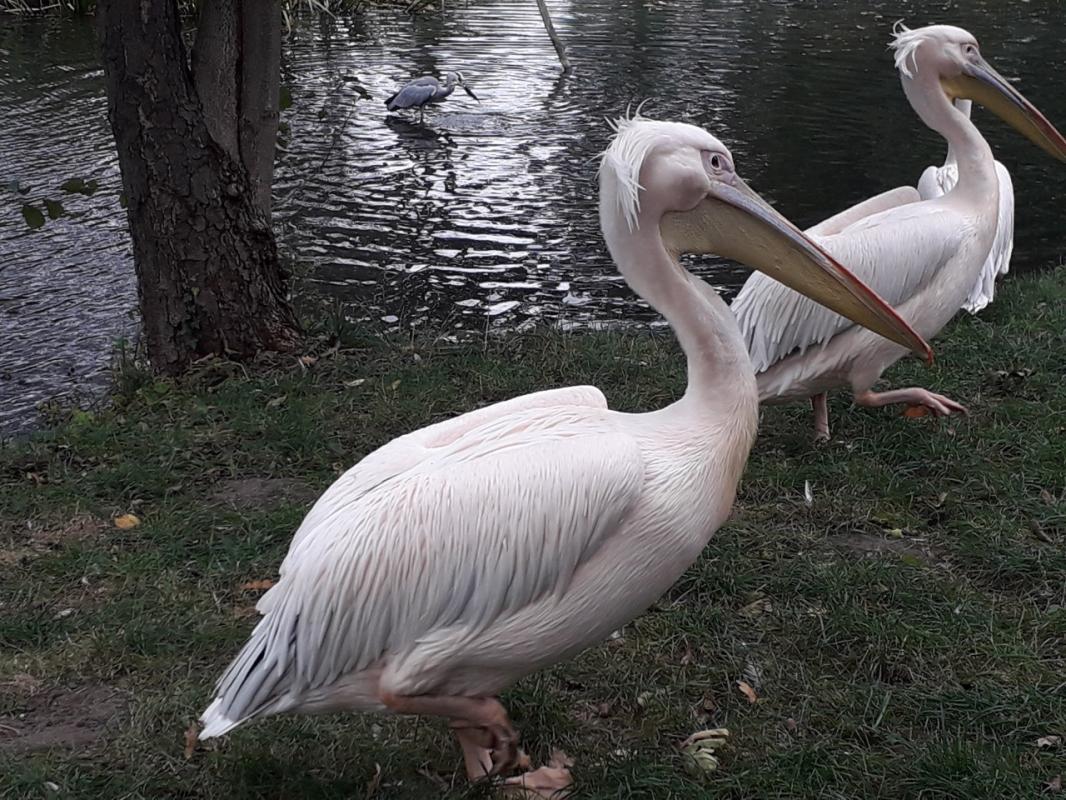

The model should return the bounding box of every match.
[854,388,968,417]
[811,393,830,441]
[378,692,521,778]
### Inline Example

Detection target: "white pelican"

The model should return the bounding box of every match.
[917,99,1015,314]
[731,24,1066,440]
[198,117,927,796]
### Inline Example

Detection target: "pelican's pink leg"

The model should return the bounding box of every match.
[811,393,830,441]
[854,388,968,417]
[379,692,521,777]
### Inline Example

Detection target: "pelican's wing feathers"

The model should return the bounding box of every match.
[273,386,607,562]
[806,186,921,237]
[201,399,643,735]
[733,200,966,373]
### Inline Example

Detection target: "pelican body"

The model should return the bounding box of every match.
[917,99,1015,313]
[731,24,1066,440]
[385,71,479,122]
[199,117,926,796]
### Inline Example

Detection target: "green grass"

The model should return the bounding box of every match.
[1,269,1064,799]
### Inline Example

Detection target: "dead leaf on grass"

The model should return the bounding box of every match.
[113,514,140,530]
[365,762,382,798]
[266,395,287,409]
[902,405,930,418]
[1040,488,1056,506]
[1046,775,1062,793]
[736,680,758,704]
[738,596,772,618]
[183,722,199,760]
[1037,735,1062,749]
[239,579,275,592]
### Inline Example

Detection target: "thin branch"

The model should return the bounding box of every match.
[535,0,571,74]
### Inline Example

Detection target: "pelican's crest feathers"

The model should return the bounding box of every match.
[599,104,659,233]
[889,21,925,79]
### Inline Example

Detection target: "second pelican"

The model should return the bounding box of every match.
[732,24,1066,440]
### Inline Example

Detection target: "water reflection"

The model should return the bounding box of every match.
[1,1,1065,434]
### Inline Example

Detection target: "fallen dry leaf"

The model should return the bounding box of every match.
[1047,775,1062,793]
[1031,519,1054,544]
[548,749,574,769]
[736,680,758,704]
[266,395,287,409]
[1040,488,1056,506]
[738,597,772,618]
[113,513,140,530]
[679,729,728,777]
[183,722,199,760]
[699,692,717,716]
[298,355,319,368]
[680,643,696,666]
[1037,735,1062,749]
[364,762,382,798]
[902,405,930,418]
[239,579,275,592]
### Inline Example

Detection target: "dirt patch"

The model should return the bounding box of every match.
[0,683,128,755]
[829,533,942,566]
[208,477,318,511]
[0,515,107,566]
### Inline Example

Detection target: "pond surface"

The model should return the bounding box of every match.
[2,0,1065,435]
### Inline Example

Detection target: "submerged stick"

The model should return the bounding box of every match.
[535,0,571,73]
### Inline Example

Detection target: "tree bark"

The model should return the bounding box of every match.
[238,2,282,218]
[193,0,280,220]
[98,0,300,376]
[192,0,241,163]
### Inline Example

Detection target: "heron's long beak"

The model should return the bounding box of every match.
[660,176,932,362]
[462,85,480,103]
[942,57,1066,162]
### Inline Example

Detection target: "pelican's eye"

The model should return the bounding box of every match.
[703,151,732,175]
[963,43,979,58]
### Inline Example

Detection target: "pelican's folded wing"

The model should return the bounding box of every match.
[732,202,963,373]
[200,404,643,735]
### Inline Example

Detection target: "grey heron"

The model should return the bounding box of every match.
[384,71,479,122]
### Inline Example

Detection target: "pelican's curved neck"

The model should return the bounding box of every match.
[600,210,755,407]
[903,74,994,196]
[942,98,973,166]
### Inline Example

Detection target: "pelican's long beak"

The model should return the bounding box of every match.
[661,176,932,361]
[943,57,1066,162]
[462,85,480,103]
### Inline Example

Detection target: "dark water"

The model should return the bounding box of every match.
[2,1,1065,435]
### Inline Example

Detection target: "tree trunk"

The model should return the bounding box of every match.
[98,0,300,376]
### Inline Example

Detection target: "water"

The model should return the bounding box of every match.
[2,1,1065,435]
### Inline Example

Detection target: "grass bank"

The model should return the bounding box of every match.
[1,269,1064,799]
